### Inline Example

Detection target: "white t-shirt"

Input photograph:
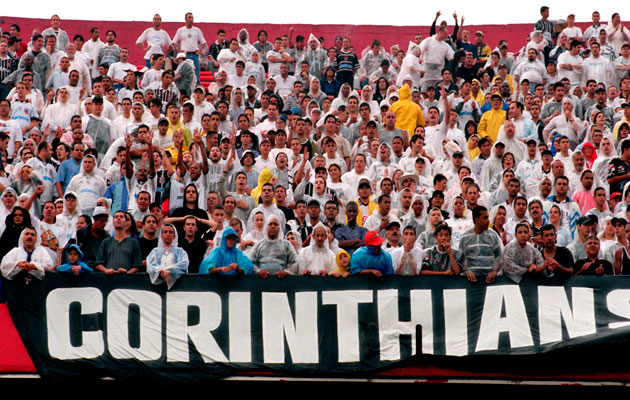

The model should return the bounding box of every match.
[173,26,206,53]
[107,62,137,82]
[136,28,172,60]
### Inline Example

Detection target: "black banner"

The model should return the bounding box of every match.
[4,274,630,382]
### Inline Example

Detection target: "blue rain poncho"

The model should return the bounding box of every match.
[199,227,253,275]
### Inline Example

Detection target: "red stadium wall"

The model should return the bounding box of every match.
[0,17,598,65]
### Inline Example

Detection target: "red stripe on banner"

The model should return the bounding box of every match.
[0,304,36,373]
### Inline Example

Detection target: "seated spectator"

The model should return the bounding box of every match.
[421,223,463,276]
[199,227,253,275]
[1,226,53,280]
[502,222,545,283]
[147,224,189,289]
[574,235,614,276]
[460,206,503,283]
[331,249,351,277]
[296,222,336,275]
[251,214,297,278]
[95,210,142,274]
[56,244,93,275]
[350,230,393,276]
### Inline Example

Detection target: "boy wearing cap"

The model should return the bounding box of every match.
[350,230,393,276]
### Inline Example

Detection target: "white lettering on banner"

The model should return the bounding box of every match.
[321,290,373,363]
[229,292,252,363]
[606,289,630,329]
[107,289,162,361]
[476,286,534,352]
[538,287,596,345]
[377,289,433,361]
[47,288,104,360]
[261,292,319,364]
[166,292,228,363]
[443,289,468,356]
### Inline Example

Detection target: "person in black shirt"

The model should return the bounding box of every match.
[539,224,574,278]
[574,236,614,276]
[179,215,207,273]
[608,139,630,195]
[138,215,159,271]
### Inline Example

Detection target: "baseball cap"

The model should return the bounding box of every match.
[364,231,385,246]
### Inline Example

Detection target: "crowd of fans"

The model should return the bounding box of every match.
[1,7,630,296]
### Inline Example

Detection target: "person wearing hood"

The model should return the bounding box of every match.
[66,154,106,216]
[56,244,93,275]
[388,84,426,141]
[320,66,341,97]
[245,50,266,90]
[237,28,255,61]
[251,214,297,278]
[301,34,327,79]
[350,230,393,276]
[1,226,53,280]
[200,227,253,275]
[147,224,189,289]
[396,43,423,88]
[295,222,336,275]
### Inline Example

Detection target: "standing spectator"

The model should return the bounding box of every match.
[95,210,142,274]
[334,37,359,88]
[41,15,69,52]
[173,12,207,86]
[460,206,503,283]
[136,14,172,69]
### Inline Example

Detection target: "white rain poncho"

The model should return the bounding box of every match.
[502,240,544,283]
[66,155,107,216]
[478,144,504,192]
[250,214,298,275]
[146,224,189,290]
[1,228,53,280]
[401,193,428,237]
[495,123,527,166]
[245,50,266,90]
[396,42,422,88]
[295,222,336,274]
[55,190,82,242]
[0,187,18,224]
[237,28,255,60]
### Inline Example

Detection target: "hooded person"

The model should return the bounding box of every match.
[56,244,93,275]
[302,33,327,79]
[401,193,428,236]
[11,164,44,218]
[396,42,423,88]
[199,226,253,275]
[250,168,274,204]
[308,76,327,107]
[388,84,425,139]
[0,206,32,262]
[330,83,353,110]
[295,222,336,275]
[495,120,527,166]
[146,224,189,289]
[250,214,298,278]
[1,226,53,280]
[479,141,505,192]
[0,187,18,224]
[245,50,266,90]
[66,154,107,216]
[332,249,351,277]
[237,28,255,60]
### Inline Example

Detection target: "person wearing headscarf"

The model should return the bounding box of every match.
[581,141,598,169]
[295,222,336,275]
[250,214,297,278]
[146,224,189,289]
[200,227,253,275]
[1,226,53,280]
[0,205,32,263]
